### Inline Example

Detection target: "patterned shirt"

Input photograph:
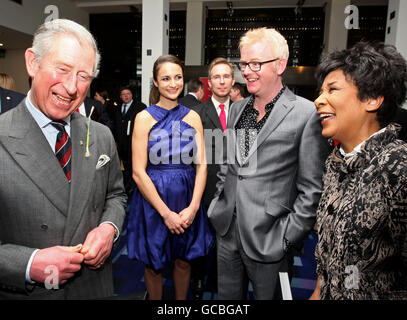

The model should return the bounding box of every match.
[235,85,286,161]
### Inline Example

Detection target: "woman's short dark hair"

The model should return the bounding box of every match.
[315,41,407,128]
[149,55,184,105]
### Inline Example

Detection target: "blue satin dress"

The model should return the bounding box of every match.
[127,104,214,270]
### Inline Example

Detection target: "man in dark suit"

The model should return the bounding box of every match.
[190,57,235,299]
[192,57,235,210]
[112,86,146,195]
[0,86,25,114]
[178,78,204,108]
[0,19,127,299]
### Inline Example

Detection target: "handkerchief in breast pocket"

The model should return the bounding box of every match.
[96,154,110,170]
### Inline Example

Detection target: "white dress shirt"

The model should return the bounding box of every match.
[211,96,231,125]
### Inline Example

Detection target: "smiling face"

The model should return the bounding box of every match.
[25,34,95,121]
[240,40,286,100]
[153,62,184,106]
[314,69,382,151]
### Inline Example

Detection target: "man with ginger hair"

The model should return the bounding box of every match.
[207,28,329,299]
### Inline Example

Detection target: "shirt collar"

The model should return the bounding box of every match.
[339,127,386,158]
[26,90,71,128]
[188,92,198,100]
[211,96,230,111]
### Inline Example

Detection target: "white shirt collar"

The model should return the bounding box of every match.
[339,128,386,158]
[188,92,198,100]
[211,96,230,111]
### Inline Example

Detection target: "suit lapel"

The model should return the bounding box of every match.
[245,89,295,163]
[6,103,70,216]
[230,98,249,166]
[204,100,223,130]
[63,112,96,244]
[124,102,135,120]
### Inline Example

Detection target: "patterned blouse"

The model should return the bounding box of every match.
[315,124,407,300]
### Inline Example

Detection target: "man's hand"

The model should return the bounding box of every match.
[30,245,84,285]
[80,224,115,269]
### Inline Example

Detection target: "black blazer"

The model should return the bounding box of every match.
[112,100,146,162]
[83,97,113,130]
[178,93,201,109]
[395,107,407,142]
[191,99,226,209]
[0,87,25,114]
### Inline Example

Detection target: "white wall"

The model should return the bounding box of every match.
[385,0,407,109]
[323,0,351,53]
[0,0,89,93]
[0,0,89,35]
[185,1,205,66]
[0,49,28,94]
[141,0,169,105]
[385,0,407,59]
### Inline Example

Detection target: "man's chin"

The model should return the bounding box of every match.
[47,109,76,121]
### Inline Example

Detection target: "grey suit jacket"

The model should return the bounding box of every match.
[0,100,127,299]
[208,89,329,263]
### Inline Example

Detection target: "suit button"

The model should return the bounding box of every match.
[238,175,243,180]
[41,224,48,230]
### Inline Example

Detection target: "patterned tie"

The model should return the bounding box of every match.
[219,104,227,132]
[51,121,72,182]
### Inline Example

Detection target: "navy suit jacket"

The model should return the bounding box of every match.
[0,87,25,114]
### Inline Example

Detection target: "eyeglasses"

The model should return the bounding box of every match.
[237,58,280,72]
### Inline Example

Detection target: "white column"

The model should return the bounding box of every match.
[185,1,205,66]
[323,0,351,53]
[385,0,407,59]
[141,0,169,105]
[386,0,407,109]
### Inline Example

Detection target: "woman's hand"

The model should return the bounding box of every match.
[309,275,321,300]
[179,206,197,229]
[163,211,185,235]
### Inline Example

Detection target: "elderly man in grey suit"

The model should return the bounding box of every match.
[208,27,329,300]
[0,19,127,299]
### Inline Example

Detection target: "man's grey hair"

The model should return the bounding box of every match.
[32,19,101,77]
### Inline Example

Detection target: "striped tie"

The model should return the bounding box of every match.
[51,121,72,182]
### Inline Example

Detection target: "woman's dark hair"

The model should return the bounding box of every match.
[315,41,407,128]
[96,89,109,105]
[149,54,184,106]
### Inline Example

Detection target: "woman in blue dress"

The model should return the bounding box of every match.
[127,55,214,300]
